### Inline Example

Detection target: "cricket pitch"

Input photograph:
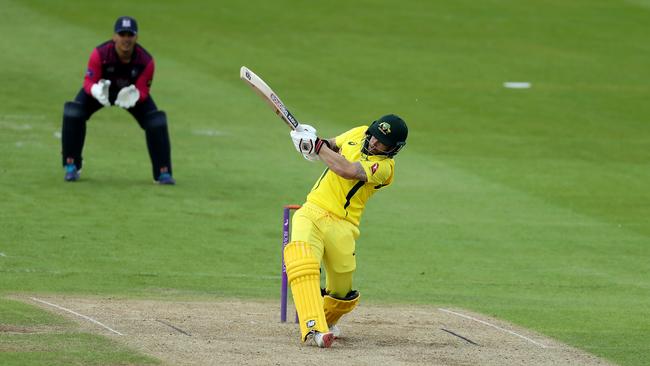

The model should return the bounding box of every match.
[14,295,614,366]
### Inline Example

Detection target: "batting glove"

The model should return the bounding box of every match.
[295,124,317,134]
[301,151,320,162]
[290,128,317,154]
[290,128,320,162]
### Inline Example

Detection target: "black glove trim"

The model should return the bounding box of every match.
[315,138,331,154]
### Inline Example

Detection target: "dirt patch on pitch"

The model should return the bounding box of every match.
[15,295,613,366]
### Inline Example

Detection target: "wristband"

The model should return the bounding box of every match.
[314,138,331,154]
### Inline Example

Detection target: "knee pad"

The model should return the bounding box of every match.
[63,101,86,121]
[139,110,167,130]
[284,241,329,341]
[323,290,360,327]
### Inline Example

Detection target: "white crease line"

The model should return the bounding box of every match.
[439,308,547,348]
[0,114,44,121]
[192,129,226,136]
[503,81,531,89]
[31,297,123,336]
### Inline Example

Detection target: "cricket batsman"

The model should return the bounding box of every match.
[285,114,408,347]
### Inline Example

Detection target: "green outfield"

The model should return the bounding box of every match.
[1,0,649,364]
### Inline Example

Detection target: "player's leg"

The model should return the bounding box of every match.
[323,290,360,338]
[284,204,333,347]
[61,89,102,180]
[322,218,361,335]
[130,97,174,184]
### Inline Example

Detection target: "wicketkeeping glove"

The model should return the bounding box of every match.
[90,79,111,106]
[115,85,140,109]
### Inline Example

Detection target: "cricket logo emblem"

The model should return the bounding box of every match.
[378,122,391,135]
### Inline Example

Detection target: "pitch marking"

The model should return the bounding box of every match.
[156,319,192,336]
[439,308,547,348]
[31,297,123,336]
[441,328,480,345]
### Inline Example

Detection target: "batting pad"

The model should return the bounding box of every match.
[284,241,329,341]
[324,291,360,327]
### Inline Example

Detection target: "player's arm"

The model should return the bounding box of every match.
[83,48,102,94]
[134,59,154,102]
[82,48,112,106]
[317,141,367,181]
[326,138,340,153]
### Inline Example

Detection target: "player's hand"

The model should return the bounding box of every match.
[301,137,330,161]
[290,128,317,154]
[115,85,140,109]
[301,151,320,162]
[295,124,317,135]
[290,128,320,162]
[90,79,111,106]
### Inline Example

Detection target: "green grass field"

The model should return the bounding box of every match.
[1,0,649,364]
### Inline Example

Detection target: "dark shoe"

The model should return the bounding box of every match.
[155,172,176,185]
[64,164,80,182]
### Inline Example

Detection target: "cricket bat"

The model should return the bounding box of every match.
[240,66,301,130]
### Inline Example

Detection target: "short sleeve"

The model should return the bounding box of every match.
[359,159,393,186]
[334,126,367,149]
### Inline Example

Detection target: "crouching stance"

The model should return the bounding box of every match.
[285,114,408,347]
[61,16,175,184]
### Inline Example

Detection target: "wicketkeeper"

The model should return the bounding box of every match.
[285,114,408,347]
[60,16,175,184]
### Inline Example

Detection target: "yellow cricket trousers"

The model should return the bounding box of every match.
[290,202,360,298]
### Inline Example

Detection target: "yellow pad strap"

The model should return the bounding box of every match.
[284,241,329,341]
[324,291,360,326]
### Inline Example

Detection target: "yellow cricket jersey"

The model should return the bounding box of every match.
[306,126,395,226]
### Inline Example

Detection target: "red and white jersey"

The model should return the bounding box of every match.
[83,41,154,104]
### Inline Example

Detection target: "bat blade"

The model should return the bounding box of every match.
[240,66,301,130]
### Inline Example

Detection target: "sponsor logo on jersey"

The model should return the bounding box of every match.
[115,78,129,89]
[378,122,391,135]
[307,320,316,328]
[86,68,94,78]
[371,163,379,175]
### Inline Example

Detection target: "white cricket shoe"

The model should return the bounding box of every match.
[312,331,335,348]
[330,325,341,338]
